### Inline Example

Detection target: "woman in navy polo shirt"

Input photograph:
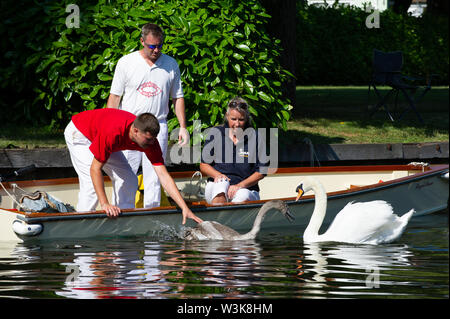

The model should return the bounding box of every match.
[200,97,266,204]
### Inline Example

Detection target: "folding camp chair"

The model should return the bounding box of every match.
[368,49,434,124]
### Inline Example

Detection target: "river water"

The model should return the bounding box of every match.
[0,210,447,302]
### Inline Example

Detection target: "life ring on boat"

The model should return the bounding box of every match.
[12,220,43,237]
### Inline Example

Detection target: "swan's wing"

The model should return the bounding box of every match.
[187,221,242,240]
[209,221,241,239]
[197,221,225,240]
[327,201,392,228]
[324,200,411,244]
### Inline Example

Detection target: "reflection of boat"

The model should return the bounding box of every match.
[0,163,448,242]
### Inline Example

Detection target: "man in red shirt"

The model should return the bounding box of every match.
[64,108,202,224]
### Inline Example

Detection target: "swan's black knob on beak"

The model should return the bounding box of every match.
[295,184,304,202]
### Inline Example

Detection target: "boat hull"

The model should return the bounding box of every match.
[0,164,448,242]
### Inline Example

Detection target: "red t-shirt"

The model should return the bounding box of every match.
[71,108,164,165]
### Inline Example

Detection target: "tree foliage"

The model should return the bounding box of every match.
[296,3,449,86]
[0,0,293,131]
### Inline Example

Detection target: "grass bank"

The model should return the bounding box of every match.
[0,125,66,149]
[281,86,449,145]
[0,86,448,148]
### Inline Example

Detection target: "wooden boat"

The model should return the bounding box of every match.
[0,163,448,242]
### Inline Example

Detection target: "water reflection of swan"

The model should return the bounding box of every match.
[183,238,262,258]
[183,200,294,240]
[182,238,263,269]
[296,177,414,244]
[300,242,414,293]
[326,243,413,269]
[180,239,263,292]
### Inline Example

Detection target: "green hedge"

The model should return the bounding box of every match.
[296,4,449,85]
[0,0,293,130]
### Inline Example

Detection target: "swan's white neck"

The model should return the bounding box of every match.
[303,181,327,242]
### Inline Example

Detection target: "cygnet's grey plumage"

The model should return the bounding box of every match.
[183,200,294,240]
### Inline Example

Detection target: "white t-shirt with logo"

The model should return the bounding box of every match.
[110,51,184,120]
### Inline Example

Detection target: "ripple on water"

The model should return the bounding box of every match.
[0,212,447,299]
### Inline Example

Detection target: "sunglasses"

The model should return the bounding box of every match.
[229,101,248,110]
[144,42,163,50]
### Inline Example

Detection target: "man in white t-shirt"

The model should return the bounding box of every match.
[107,23,188,208]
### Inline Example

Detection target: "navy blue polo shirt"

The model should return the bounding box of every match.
[201,124,267,192]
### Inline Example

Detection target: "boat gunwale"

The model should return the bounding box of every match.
[3,164,448,224]
[1,163,442,189]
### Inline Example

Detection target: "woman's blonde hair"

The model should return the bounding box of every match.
[225,96,252,128]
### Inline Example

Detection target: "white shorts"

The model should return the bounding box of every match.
[204,179,260,204]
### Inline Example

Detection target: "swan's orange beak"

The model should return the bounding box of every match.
[295,188,304,202]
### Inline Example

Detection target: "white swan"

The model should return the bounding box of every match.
[296,177,414,244]
[183,200,294,240]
